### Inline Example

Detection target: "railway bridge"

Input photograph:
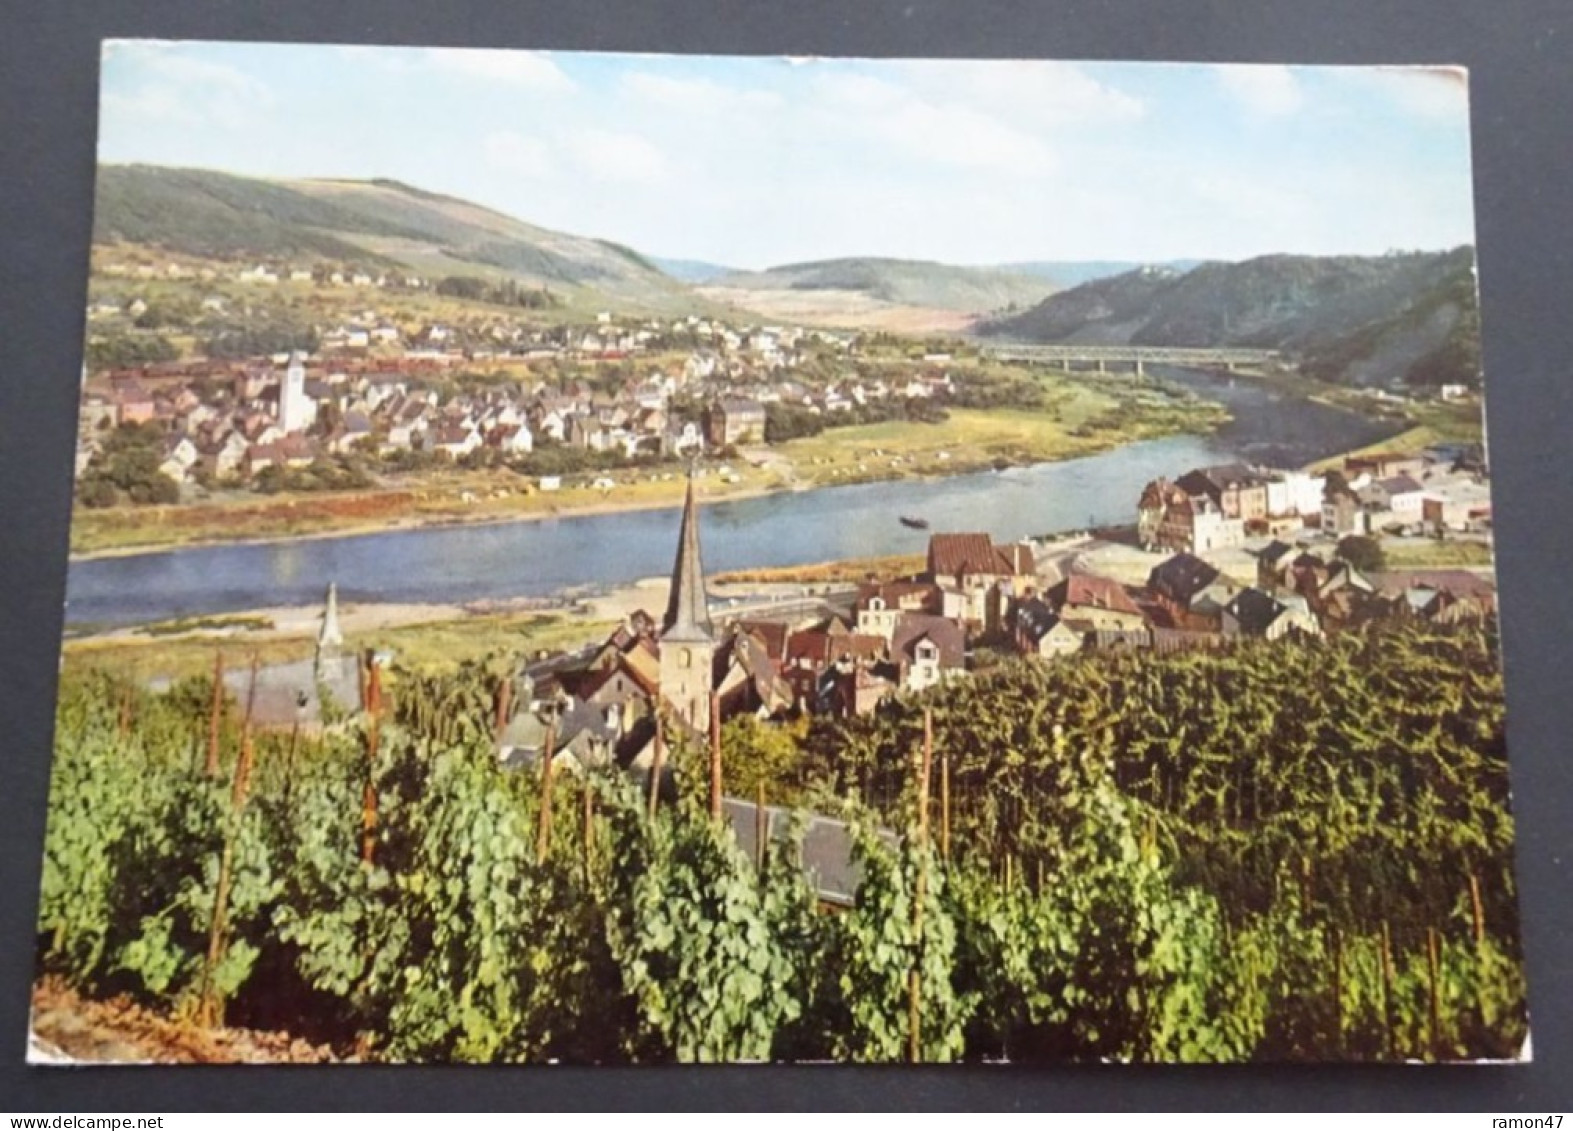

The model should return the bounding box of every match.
[983,343,1280,376]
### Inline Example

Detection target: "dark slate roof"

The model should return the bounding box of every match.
[1013,597,1071,644]
[1258,539,1295,566]
[1376,474,1425,495]
[1147,552,1222,604]
[927,532,999,579]
[662,473,714,643]
[1224,587,1287,635]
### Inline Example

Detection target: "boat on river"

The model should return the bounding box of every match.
[899,515,930,530]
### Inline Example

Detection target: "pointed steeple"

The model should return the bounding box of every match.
[662,469,713,642]
[318,581,344,649]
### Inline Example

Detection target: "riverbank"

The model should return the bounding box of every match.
[68,392,1230,560]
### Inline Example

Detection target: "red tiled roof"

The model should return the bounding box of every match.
[927,532,999,578]
[1052,573,1143,617]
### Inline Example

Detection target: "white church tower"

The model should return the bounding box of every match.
[279,350,315,434]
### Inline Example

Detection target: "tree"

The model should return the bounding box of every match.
[1336,534,1386,573]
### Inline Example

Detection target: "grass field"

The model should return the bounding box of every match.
[63,609,615,683]
[1383,539,1495,569]
[711,553,927,586]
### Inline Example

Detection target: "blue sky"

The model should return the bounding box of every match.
[99,41,1476,269]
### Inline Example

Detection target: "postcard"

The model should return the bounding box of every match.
[30,42,1526,1064]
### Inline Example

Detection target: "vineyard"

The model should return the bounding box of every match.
[34,620,1527,1063]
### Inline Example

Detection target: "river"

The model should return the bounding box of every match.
[63,368,1401,628]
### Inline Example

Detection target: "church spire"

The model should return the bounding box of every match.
[662,469,713,642]
[318,581,344,649]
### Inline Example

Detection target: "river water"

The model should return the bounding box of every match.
[64,369,1400,628]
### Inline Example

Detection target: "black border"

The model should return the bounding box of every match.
[3,0,1571,1111]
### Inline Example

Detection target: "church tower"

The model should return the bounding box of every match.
[279,350,314,434]
[659,470,716,735]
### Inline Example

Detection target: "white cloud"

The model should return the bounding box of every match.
[1214,64,1305,117]
[422,48,574,91]
[102,49,275,129]
[620,71,783,114]
[483,131,555,176]
[565,128,670,183]
[898,60,1146,127]
[810,71,1057,175]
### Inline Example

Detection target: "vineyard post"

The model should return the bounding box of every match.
[361,659,382,868]
[198,727,256,1027]
[907,707,934,1064]
[536,723,558,866]
[755,781,767,874]
[205,651,224,777]
[709,691,723,822]
[1329,924,1343,1055]
[647,724,665,821]
[494,674,512,745]
[1427,926,1443,1061]
[117,683,133,741]
[243,652,260,732]
[939,748,950,863]
[582,776,594,884]
[1468,872,1485,949]
[283,718,300,806]
[1380,920,1395,1059]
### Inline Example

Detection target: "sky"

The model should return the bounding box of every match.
[98,41,1477,270]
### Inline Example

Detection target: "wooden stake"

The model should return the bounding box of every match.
[647,724,665,821]
[708,691,723,822]
[939,752,951,862]
[205,651,225,777]
[242,652,260,733]
[1427,926,1443,1061]
[536,723,558,866]
[755,781,768,873]
[198,728,257,1028]
[361,662,382,867]
[1380,920,1395,1059]
[494,674,513,744]
[907,708,934,1064]
[1468,872,1485,948]
[117,684,133,741]
[581,778,594,884]
[283,719,300,804]
[1329,924,1343,1055]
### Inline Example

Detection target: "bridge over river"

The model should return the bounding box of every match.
[983,343,1280,375]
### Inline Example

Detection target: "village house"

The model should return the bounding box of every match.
[888,614,966,693]
[1011,597,1084,658]
[1044,573,1148,635]
[1321,480,1368,535]
[1147,552,1235,619]
[1176,463,1270,523]
[1221,588,1321,641]
[924,532,1035,632]
[706,398,767,447]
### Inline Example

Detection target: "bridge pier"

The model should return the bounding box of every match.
[1134,358,1145,378]
[1095,359,1106,374]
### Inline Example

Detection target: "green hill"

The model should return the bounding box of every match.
[93,165,690,306]
[980,248,1481,388]
[712,257,1057,315]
